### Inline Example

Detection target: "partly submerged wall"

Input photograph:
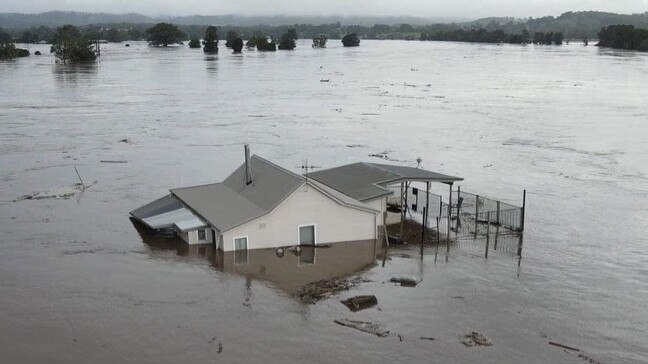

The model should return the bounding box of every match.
[220,183,377,252]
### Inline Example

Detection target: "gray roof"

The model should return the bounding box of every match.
[129,194,206,232]
[170,155,305,232]
[307,162,462,202]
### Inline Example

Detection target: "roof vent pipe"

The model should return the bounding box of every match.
[244,144,252,185]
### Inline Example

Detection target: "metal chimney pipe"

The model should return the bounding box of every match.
[244,144,252,185]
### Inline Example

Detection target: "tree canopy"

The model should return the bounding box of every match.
[231,37,243,53]
[342,33,360,47]
[50,25,96,64]
[188,38,200,48]
[278,29,297,50]
[202,26,218,53]
[256,36,277,51]
[597,25,648,51]
[0,27,30,59]
[225,31,238,48]
[146,23,184,47]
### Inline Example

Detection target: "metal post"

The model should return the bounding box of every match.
[447,183,452,243]
[485,211,491,258]
[517,190,526,257]
[496,201,500,226]
[456,185,461,233]
[400,182,404,239]
[474,194,479,239]
[494,225,499,250]
[420,207,426,257]
[521,189,526,231]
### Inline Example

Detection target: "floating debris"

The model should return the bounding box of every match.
[420,336,435,341]
[451,295,466,302]
[341,295,378,312]
[548,341,580,351]
[100,160,128,164]
[14,182,96,202]
[334,319,389,337]
[296,276,367,303]
[461,332,492,347]
[389,275,418,287]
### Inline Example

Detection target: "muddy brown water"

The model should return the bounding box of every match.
[1,40,647,363]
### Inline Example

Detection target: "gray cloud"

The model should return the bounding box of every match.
[1,0,647,18]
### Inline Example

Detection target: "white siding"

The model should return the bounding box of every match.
[221,184,377,251]
[363,197,387,226]
[178,227,214,245]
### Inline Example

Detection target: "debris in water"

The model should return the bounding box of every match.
[119,139,132,143]
[389,275,418,287]
[451,295,466,302]
[14,182,96,202]
[340,295,378,312]
[334,319,389,337]
[420,336,435,341]
[548,341,580,351]
[100,160,128,163]
[368,150,398,161]
[296,276,368,303]
[320,78,330,82]
[461,332,492,347]
[217,342,223,353]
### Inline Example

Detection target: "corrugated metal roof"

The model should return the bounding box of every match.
[130,194,183,220]
[307,162,462,202]
[368,163,463,182]
[171,155,305,232]
[130,194,206,231]
[306,163,397,202]
[307,178,379,213]
[223,155,305,211]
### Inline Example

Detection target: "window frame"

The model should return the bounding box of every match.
[197,228,206,242]
[233,236,249,251]
[297,224,317,246]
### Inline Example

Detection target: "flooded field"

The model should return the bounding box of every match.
[1,40,648,363]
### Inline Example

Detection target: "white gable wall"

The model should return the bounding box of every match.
[220,184,377,251]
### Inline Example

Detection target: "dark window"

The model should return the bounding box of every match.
[197,229,206,241]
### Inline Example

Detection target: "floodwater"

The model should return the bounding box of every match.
[1,40,647,363]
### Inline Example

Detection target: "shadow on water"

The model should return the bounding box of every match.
[52,63,98,84]
[204,55,218,75]
[131,219,383,296]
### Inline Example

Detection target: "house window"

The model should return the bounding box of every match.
[234,236,248,264]
[197,229,206,241]
[298,225,315,245]
[234,237,248,251]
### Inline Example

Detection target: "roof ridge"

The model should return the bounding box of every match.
[251,154,306,181]
[170,181,222,192]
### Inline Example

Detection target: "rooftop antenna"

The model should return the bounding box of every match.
[297,159,321,176]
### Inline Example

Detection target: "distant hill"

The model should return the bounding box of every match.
[0,11,154,28]
[0,11,461,29]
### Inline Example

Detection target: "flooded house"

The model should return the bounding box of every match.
[130,145,463,252]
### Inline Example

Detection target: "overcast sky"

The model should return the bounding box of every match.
[1,0,647,18]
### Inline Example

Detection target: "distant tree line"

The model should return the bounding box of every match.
[0,26,29,58]
[3,11,648,44]
[597,25,648,51]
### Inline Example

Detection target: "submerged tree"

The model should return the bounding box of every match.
[188,38,201,48]
[342,33,360,47]
[0,28,30,59]
[256,36,277,51]
[312,34,327,48]
[50,25,96,64]
[231,37,244,53]
[278,29,297,50]
[146,23,184,47]
[202,26,218,53]
[225,31,239,48]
